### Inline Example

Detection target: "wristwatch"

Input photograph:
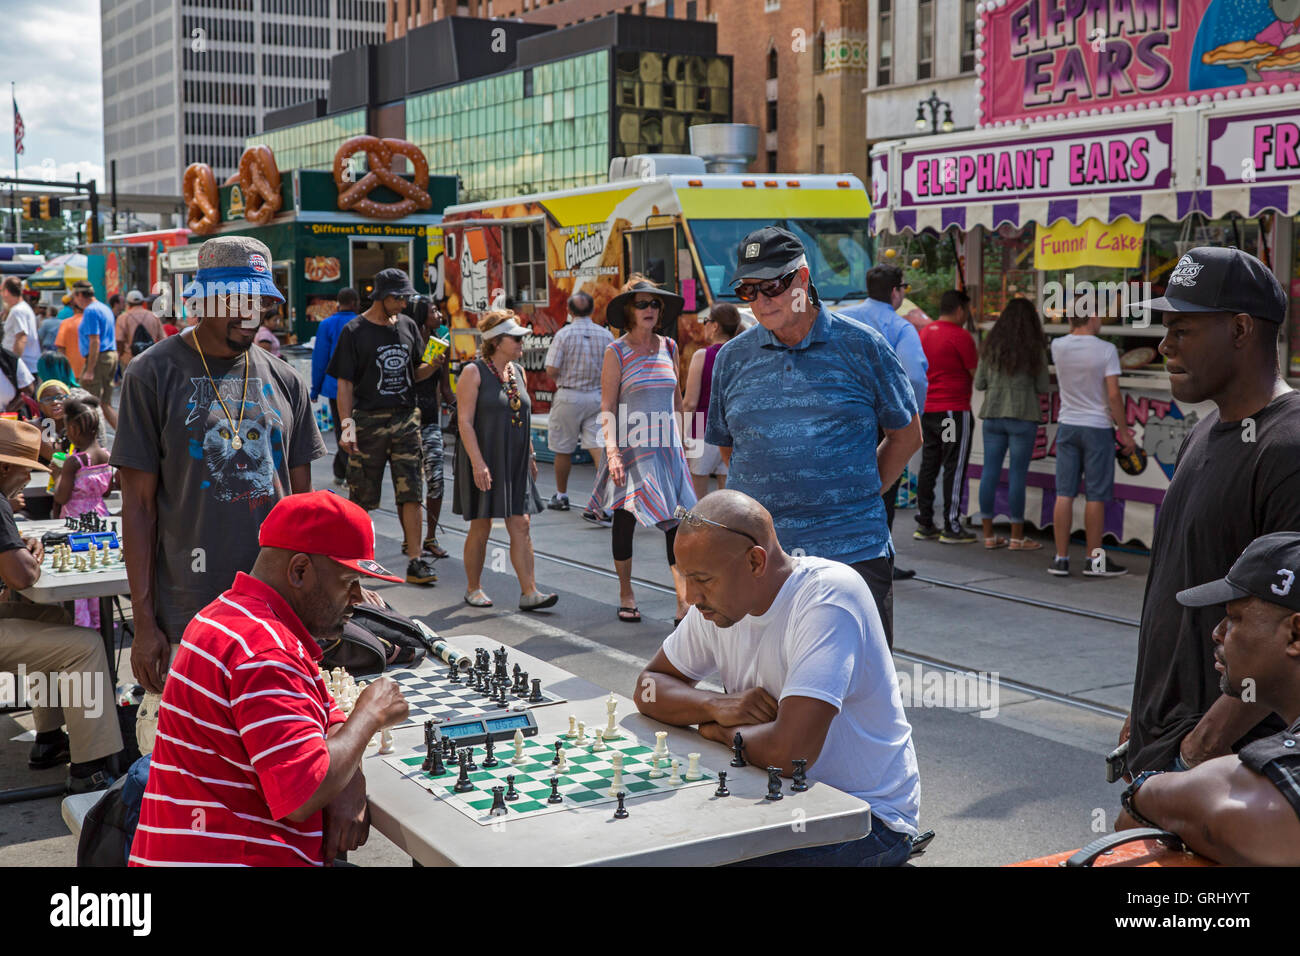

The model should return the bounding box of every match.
[1120,770,1165,829]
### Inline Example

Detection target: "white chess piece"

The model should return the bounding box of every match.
[653,730,668,759]
[608,752,624,797]
[378,729,394,754]
[668,759,682,785]
[648,754,664,778]
[88,546,97,569]
[512,728,526,764]
[685,752,701,781]
[576,720,586,744]
[591,729,606,753]
[557,748,568,774]
[565,714,578,739]
[603,693,622,740]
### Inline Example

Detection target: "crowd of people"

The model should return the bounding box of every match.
[1,226,1298,868]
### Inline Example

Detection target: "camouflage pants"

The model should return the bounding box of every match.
[347,406,424,511]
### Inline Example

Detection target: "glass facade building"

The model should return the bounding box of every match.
[246,110,366,173]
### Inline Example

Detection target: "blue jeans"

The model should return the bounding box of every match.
[728,814,913,867]
[979,418,1038,523]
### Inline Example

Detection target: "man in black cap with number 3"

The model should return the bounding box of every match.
[1123,246,1300,776]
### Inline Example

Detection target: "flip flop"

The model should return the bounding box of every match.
[1009,537,1044,551]
[984,536,1010,550]
[464,589,494,608]
[617,606,642,623]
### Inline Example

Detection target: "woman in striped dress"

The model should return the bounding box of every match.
[588,279,696,624]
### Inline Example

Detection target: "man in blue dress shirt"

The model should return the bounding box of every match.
[706,228,922,648]
[311,288,361,484]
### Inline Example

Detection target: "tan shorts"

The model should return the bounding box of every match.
[84,350,118,405]
[547,388,603,453]
[688,440,729,478]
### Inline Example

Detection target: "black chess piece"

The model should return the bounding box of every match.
[714,771,730,798]
[613,791,628,819]
[430,750,446,776]
[552,740,562,765]
[730,732,747,768]
[448,661,460,684]
[504,775,519,801]
[529,678,544,703]
[497,682,509,707]
[764,766,783,801]
[791,759,808,792]
[547,777,563,804]
[512,663,522,687]
[517,671,529,696]
[488,786,508,817]
[483,736,498,768]
[494,646,508,682]
[454,752,474,792]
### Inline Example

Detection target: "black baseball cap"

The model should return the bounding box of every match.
[732,226,806,285]
[1136,247,1287,324]
[1177,532,1300,613]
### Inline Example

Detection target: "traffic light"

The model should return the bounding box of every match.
[20,197,32,219]
[37,196,60,219]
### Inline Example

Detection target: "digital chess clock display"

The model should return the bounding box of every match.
[484,714,531,733]
[434,711,538,747]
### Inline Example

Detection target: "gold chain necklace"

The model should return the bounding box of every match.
[189,330,250,450]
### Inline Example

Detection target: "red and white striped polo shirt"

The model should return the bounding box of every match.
[130,572,346,867]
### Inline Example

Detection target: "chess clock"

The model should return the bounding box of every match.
[432,710,539,748]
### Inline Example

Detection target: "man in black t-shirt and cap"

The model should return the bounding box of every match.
[328,268,440,585]
[1122,246,1299,775]
[1115,532,1300,864]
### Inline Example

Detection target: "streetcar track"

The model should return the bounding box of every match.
[375,507,1129,721]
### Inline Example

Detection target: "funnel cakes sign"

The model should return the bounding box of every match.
[978,0,1300,127]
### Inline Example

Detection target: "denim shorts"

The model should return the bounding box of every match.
[1054,423,1115,501]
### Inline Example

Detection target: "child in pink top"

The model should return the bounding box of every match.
[52,396,113,628]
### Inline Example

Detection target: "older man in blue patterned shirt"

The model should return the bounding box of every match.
[705,227,922,648]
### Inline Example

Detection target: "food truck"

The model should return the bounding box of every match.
[439,169,874,411]
[867,0,1300,547]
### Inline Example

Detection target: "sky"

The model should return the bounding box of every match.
[2,0,105,190]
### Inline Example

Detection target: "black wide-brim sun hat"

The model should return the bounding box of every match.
[604,281,684,332]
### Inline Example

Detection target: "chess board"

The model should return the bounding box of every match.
[387,665,565,729]
[383,732,717,825]
[41,548,123,576]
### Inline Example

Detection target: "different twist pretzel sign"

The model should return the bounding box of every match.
[239,145,283,225]
[182,163,220,235]
[333,136,432,220]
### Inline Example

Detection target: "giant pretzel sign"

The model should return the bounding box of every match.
[332,136,432,219]
[182,163,220,235]
[238,145,283,225]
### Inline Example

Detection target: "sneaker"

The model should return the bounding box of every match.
[892,566,916,581]
[582,509,613,528]
[939,526,976,544]
[1047,556,1070,576]
[1083,555,1128,578]
[913,523,940,541]
[546,493,570,512]
[406,556,438,585]
[28,730,70,770]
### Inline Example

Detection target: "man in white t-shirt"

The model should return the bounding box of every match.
[636,490,921,866]
[1048,311,1137,578]
[2,278,41,375]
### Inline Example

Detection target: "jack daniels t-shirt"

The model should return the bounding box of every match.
[110,332,326,643]
[326,313,423,411]
[1129,389,1300,773]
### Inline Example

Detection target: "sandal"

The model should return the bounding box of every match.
[984,536,1009,550]
[464,589,494,607]
[1009,537,1043,551]
[519,591,558,611]
[617,606,642,623]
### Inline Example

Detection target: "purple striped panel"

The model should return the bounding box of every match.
[1249,185,1289,217]
[894,209,918,232]
[992,203,1019,227]
[942,206,966,230]
[1047,198,1077,223]
[1176,190,1211,220]
[1109,194,1142,222]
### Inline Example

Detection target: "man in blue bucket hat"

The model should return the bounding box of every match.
[111,235,328,757]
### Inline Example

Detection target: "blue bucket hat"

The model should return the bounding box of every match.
[182,235,284,304]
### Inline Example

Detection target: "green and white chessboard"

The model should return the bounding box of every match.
[384,731,717,825]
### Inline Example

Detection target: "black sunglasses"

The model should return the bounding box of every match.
[734,270,798,302]
[633,299,663,311]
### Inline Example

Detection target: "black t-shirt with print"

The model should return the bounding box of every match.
[326,313,422,411]
[1129,390,1300,772]
[0,495,26,557]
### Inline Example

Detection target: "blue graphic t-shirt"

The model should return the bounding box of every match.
[110,332,326,641]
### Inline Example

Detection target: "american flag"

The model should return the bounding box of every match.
[13,98,23,156]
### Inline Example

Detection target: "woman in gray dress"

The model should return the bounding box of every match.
[453,310,557,610]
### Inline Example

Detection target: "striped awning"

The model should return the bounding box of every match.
[873,183,1300,235]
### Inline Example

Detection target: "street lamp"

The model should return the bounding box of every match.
[915,90,954,134]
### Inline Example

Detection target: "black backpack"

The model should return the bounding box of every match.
[130,320,158,357]
[76,755,151,867]
[318,604,434,676]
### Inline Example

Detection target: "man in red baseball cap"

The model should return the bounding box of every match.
[131,491,410,867]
